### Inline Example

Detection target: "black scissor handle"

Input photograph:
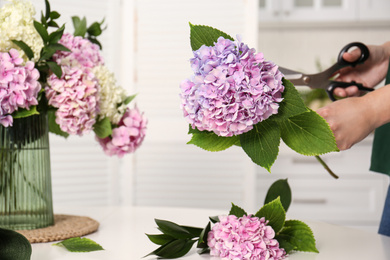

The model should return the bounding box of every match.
[327,80,373,101]
[337,42,370,68]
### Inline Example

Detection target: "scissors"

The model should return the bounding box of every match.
[279,42,373,101]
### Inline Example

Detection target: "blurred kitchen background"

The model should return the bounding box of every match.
[2,0,390,232]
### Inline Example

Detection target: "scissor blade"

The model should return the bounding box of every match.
[278,66,302,79]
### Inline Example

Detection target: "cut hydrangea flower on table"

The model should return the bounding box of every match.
[180,23,339,177]
[145,179,318,259]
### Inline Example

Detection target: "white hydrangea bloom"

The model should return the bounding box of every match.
[0,0,44,61]
[93,65,127,124]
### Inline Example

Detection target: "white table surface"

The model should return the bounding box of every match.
[31,206,390,260]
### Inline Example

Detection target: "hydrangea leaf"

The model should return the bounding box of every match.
[264,179,292,212]
[0,228,32,260]
[12,106,39,119]
[146,234,175,245]
[255,197,286,234]
[189,23,234,51]
[271,78,308,121]
[187,131,239,152]
[240,120,280,172]
[145,239,197,259]
[11,40,34,60]
[279,109,338,156]
[155,219,194,239]
[53,237,104,252]
[275,220,319,253]
[197,222,211,249]
[229,203,247,218]
[48,109,69,138]
[93,117,112,138]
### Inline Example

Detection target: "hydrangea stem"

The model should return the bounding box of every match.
[315,155,339,179]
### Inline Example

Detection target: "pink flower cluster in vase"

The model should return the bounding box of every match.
[180,36,284,137]
[45,66,99,135]
[0,49,41,127]
[208,215,286,260]
[96,106,147,157]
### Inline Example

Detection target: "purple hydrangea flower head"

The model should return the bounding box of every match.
[45,65,99,135]
[180,36,284,137]
[0,49,41,127]
[96,106,147,157]
[208,215,286,260]
[52,33,104,68]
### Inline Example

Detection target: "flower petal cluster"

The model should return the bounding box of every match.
[53,33,104,68]
[208,215,286,260]
[180,37,284,137]
[0,0,44,62]
[96,106,147,157]
[45,66,99,135]
[92,65,127,124]
[0,49,41,127]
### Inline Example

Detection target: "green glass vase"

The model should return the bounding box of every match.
[0,112,54,230]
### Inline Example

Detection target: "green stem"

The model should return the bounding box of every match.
[315,155,339,179]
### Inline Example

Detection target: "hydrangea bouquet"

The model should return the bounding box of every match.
[180,24,338,177]
[0,0,147,157]
[146,179,318,259]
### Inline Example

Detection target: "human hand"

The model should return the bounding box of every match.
[333,41,390,98]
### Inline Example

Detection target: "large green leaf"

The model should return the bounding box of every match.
[279,109,338,156]
[276,220,318,253]
[146,234,175,245]
[12,106,39,119]
[189,23,234,51]
[48,109,69,138]
[73,16,87,37]
[228,203,247,218]
[255,197,286,233]
[93,117,112,139]
[187,131,239,152]
[240,120,280,172]
[34,20,49,43]
[264,179,292,212]
[0,228,32,260]
[11,40,34,60]
[270,78,308,121]
[155,219,194,239]
[146,239,197,259]
[54,237,104,252]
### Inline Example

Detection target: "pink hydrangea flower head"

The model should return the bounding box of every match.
[52,33,104,68]
[207,215,286,260]
[45,65,99,135]
[96,106,147,157]
[0,49,41,127]
[180,36,284,137]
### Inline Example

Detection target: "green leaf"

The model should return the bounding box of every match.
[88,37,102,49]
[72,16,81,30]
[48,43,71,52]
[123,94,137,105]
[48,25,65,44]
[0,228,32,260]
[276,220,318,253]
[240,120,280,172]
[73,16,87,37]
[189,23,234,51]
[48,109,69,138]
[46,61,62,79]
[187,132,239,152]
[264,179,292,212]
[12,106,39,119]
[197,222,211,249]
[271,78,308,121]
[146,234,175,245]
[209,216,219,223]
[34,21,49,43]
[180,226,203,237]
[155,219,194,239]
[53,237,104,252]
[50,11,60,20]
[93,117,112,139]
[87,22,103,36]
[229,203,247,218]
[147,239,197,259]
[44,0,51,20]
[47,20,59,28]
[11,40,34,60]
[39,47,57,62]
[255,197,286,233]
[279,109,339,156]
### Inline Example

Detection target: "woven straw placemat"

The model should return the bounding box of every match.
[16,214,99,243]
